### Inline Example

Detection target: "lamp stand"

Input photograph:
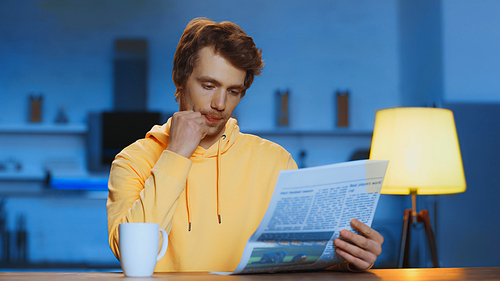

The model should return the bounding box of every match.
[398,192,439,268]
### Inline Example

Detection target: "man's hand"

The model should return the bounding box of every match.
[167,111,208,159]
[333,219,384,271]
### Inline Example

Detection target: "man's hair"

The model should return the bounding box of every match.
[173,17,264,100]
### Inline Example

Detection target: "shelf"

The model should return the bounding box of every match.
[50,176,109,191]
[0,171,109,197]
[0,123,87,134]
[0,171,45,181]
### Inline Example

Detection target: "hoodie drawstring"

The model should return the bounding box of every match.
[186,134,226,231]
[217,134,226,224]
[186,177,192,231]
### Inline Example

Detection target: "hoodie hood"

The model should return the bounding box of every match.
[145,117,241,230]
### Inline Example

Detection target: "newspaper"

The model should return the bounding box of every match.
[212,159,388,275]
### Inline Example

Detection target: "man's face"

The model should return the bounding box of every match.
[179,46,246,140]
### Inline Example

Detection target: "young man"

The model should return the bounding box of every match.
[107,17,383,272]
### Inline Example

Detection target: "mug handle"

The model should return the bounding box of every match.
[157,228,168,262]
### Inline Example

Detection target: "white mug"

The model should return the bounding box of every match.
[119,223,168,277]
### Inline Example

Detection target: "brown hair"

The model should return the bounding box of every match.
[173,17,264,100]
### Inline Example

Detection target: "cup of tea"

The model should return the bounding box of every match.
[119,223,168,277]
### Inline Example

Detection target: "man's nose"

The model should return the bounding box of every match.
[211,90,226,111]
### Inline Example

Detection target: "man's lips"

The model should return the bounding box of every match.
[204,115,222,123]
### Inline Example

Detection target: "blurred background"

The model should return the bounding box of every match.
[0,0,499,271]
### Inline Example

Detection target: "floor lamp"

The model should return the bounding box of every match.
[369,107,466,268]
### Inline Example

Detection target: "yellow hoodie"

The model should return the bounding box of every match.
[107,118,297,272]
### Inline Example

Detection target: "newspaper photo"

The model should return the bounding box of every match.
[212,159,388,275]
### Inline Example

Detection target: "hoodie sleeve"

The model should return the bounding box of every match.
[107,146,191,260]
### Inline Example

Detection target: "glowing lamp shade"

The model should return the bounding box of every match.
[369,107,466,195]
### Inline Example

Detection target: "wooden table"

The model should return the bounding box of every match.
[0,267,499,280]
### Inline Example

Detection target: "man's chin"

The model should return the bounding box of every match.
[205,121,227,138]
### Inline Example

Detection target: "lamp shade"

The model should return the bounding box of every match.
[369,107,466,195]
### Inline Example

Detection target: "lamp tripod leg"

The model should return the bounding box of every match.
[398,208,412,268]
[418,209,439,267]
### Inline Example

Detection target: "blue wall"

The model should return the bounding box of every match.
[0,0,499,269]
[0,0,400,130]
[442,0,500,101]
[399,0,443,107]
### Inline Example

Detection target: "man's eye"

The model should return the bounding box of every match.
[203,84,214,90]
[230,90,241,95]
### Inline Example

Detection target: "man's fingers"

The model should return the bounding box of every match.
[196,118,210,140]
[173,110,202,123]
[173,111,206,132]
[339,228,382,257]
[167,110,208,159]
[333,219,384,268]
[351,219,384,245]
[334,236,378,265]
[200,130,207,140]
[334,246,373,271]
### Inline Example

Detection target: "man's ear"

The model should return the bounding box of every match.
[175,87,182,103]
